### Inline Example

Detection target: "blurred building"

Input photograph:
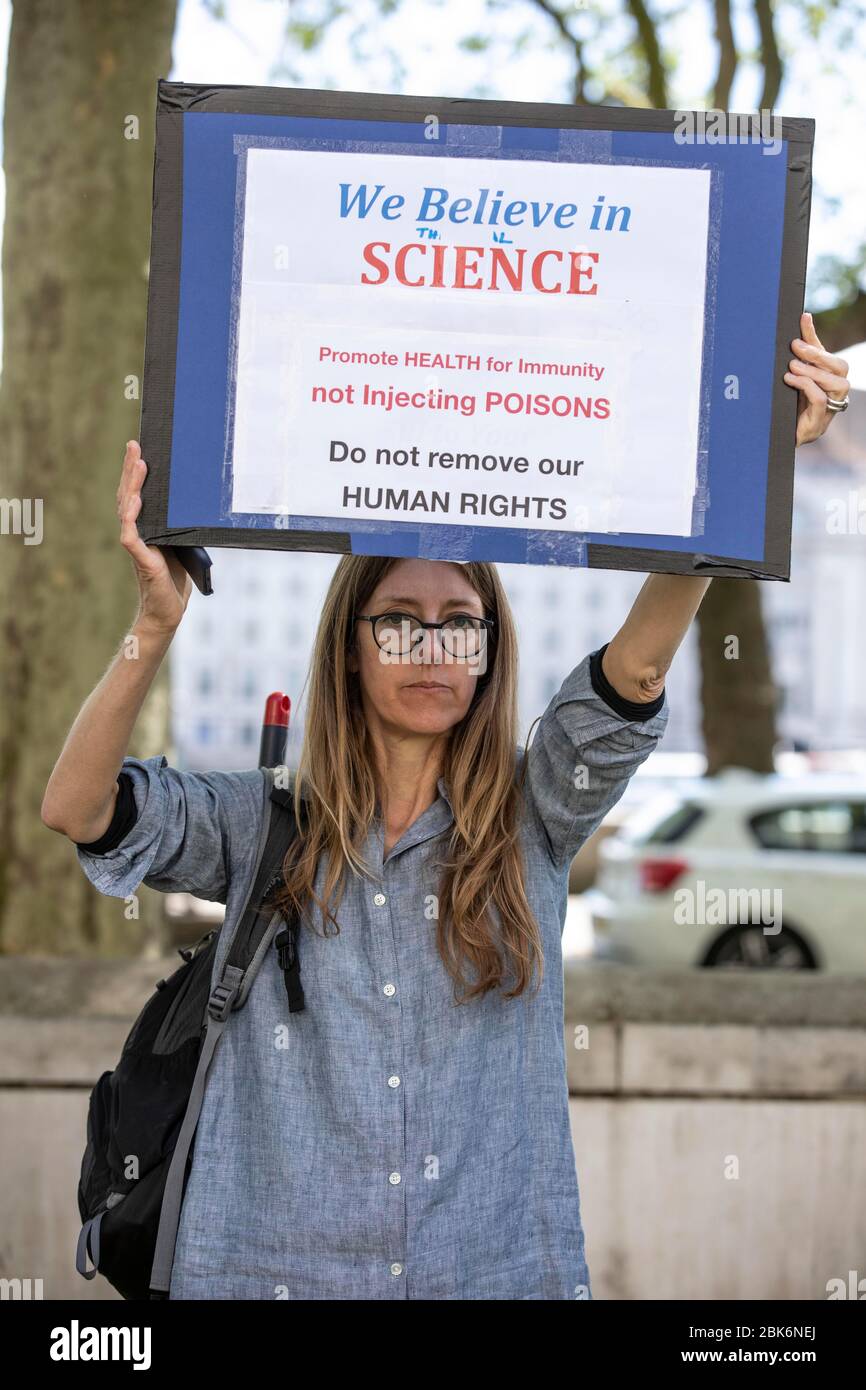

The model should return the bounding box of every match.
[171,389,865,769]
[765,386,866,750]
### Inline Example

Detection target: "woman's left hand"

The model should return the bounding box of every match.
[785,310,851,445]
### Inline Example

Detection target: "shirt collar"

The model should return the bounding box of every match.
[436,774,454,812]
[378,776,454,866]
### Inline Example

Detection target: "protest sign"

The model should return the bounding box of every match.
[138,81,813,579]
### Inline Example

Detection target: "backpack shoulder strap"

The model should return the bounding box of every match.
[267,776,306,1015]
[211,768,300,1016]
[148,769,301,1298]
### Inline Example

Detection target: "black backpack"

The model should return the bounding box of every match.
[75,772,303,1300]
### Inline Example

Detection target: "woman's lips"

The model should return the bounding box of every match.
[405,682,450,691]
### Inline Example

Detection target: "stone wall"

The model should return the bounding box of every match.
[1,958,863,1301]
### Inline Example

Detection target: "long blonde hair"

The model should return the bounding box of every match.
[271,555,543,1002]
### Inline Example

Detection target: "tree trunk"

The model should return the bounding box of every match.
[0,0,177,953]
[694,283,866,775]
[814,291,866,351]
[697,579,779,774]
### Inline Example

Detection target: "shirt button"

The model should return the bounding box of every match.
[390,1263,403,1277]
[383,983,396,997]
[389,1171,402,1185]
[373,892,387,906]
[388,1075,401,1088]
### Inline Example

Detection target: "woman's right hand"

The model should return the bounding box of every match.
[118,440,192,634]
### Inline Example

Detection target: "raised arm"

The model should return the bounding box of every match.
[40,441,191,842]
[600,573,712,706]
[41,441,267,905]
[523,574,711,874]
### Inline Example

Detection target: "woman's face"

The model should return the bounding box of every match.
[350,559,488,738]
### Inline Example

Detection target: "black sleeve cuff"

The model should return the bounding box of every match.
[74,772,139,854]
[589,643,666,722]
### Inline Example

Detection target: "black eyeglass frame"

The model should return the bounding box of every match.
[355,611,496,658]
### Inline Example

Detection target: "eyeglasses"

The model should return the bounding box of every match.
[355,610,495,660]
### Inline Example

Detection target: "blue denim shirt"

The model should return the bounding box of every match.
[75,651,668,1300]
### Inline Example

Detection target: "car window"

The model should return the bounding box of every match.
[750,801,866,853]
[620,794,705,845]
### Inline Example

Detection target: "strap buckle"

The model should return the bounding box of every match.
[207,980,238,1022]
[274,919,305,1013]
[274,923,296,971]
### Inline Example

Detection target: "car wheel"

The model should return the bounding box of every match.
[702,923,817,970]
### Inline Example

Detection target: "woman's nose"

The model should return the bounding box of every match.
[414,627,444,665]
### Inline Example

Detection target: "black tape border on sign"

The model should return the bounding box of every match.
[138,80,815,582]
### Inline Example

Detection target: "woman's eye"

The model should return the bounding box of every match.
[449,614,475,628]
[378,612,418,632]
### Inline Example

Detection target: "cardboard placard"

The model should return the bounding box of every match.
[139,81,814,579]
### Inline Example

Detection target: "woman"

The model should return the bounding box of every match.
[43,313,849,1299]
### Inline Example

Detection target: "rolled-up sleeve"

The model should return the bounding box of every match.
[522,649,669,871]
[74,754,266,903]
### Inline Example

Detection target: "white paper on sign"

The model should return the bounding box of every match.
[228,146,711,537]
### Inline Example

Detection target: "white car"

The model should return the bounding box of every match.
[587,771,866,970]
